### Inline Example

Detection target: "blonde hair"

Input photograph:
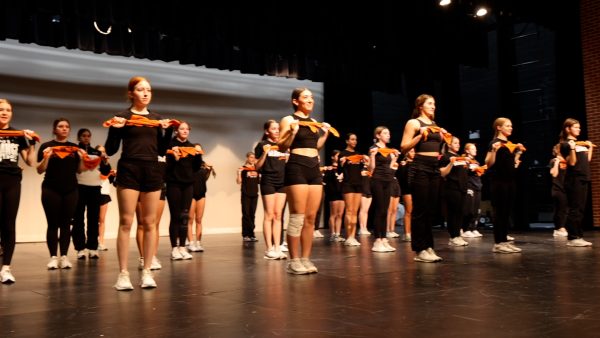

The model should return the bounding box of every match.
[492,117,511,138]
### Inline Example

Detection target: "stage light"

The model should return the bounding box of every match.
[439,0,451,6]
[475,7,488,17]
[93,21,112,35]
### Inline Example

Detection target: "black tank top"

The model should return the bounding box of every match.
[289,114,319,150]
[414,119,442,153]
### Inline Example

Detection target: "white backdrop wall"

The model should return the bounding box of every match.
[0,40,323,243]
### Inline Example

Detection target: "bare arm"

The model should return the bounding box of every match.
[485,142,501,168]
[277,116,298,152]
[400,119,423,153]
[549,158,560,178]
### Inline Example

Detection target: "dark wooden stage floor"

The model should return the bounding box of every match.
[2,229,600,337]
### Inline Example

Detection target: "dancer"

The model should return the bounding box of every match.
[549,144,568,238]
[255,120,288,259]
[485,117,525,253]
[324,150,345,242]
[37,118,86,270]
[0,99,36,283]
[400,94,446,262]
[237,152,260,242]
[188,154,214,253]
[440,136,469,247]
[98,168,115,250]
[398,148,415,241]
[559,118,594,247]
[104,76,174,290]
[278,87,334,274]
[338,133,368,245]
[462,143,484,238]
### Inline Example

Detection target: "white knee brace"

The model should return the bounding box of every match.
[287,213,305,237]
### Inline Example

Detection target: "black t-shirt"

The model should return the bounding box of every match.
[440,151,468,192]
[0,126,31,176]
[487,138,517,181]
[166,139,202,184]
[549,158,566,193]
[105,110,173,162]
[254,140,286,186]
[240,165,259,196]
[560,141,590,181]
[289,114,319,149]
[466,157,483,191]
[323,166,343,196]
[37,140,80,192]
[370,145,395,182]
[338,149,364,185]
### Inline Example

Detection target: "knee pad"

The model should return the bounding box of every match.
[287,214,305,237]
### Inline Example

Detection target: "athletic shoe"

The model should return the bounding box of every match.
[505,242,522,252]
[359,229,371,236]
[300,258,318,273]
[553,229,568,237]
[264,248,280,260]
[1,266,15,283]
[280,242,289,252]
[47,256,59,270]
[178,247,193,260]
[461,231,476,238]
[313,230,324,238]
[507,235,515,241]
[472,230,483,237]
[403,233,412,242]
[195,243,205,252]
[171,247,183,260]
[77,250,87,259]
[567,238,593,247]
[150,256,162,270]
[414,250,437,263]
[493,243,514,253]
[114,271,134,291]
[97,244,108,251]
[140,269,157,288]
[426,248,443,261]
[88,250,100,259]
[286,258,310,274]
[59,255,72,269]
[382,239,396,252]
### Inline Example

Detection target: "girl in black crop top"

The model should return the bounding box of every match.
[399,94,445,263]
[485,117,524,253]
[558,118,594,246]
[105,76,175,291]
[277,87,333,275]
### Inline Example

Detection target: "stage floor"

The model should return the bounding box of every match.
[2,229,600,337]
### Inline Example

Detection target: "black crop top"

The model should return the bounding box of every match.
[289,114,319,150]
[414,119,442,153]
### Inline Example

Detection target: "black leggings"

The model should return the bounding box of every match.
[552,189,568,231]
[443,188,464,238]
[72,185,101,250]
[463,189,481,232]
[490,180,515,244]
[565,177,588,239]
[0,174,21,265]
[166,183,193,247]
[241,194,258,237]
[370,179,392,239]
[42,187,78,257]
[409,155,441,252]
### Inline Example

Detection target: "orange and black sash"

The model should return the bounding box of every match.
[82,154,102,169]
[345,154,365,164]
[558,159,567,170]
[422,126,452,145]
[297,121,340,137]
[501,141,527,153]
[166,147,204,158]
[0,130,41,142]
[575,141,597,148]
[50,146,79,159]
[103,114,181,128]
[239,165,257,172]
[377,148,400,157]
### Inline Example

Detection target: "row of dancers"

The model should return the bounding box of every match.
[0,81,593,288]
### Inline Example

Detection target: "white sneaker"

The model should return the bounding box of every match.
[264,248,280,260]
[344,237,361,246]
[371,241,387,252]
[97,244,108,251]
[47,256,59,270]
[403,233,412,242]
[505,242,522,252]
[77,250,87,259]
[449,237,468,246]
[1,266,15,283]
[472,230,483,237]
[140,269,157,288]
[138,257,145,270]
[553,229,568,237]
[114,271,134,291]
[280,242,289,252]
[88,250,100,259]
[59,255,72,269]
[313,230,324,238]
[150,256,162,270]
[179,247,193,260]
[414,250,437,263]
[507,235,515,241]
[195,242,205,252]
[359,229,371,236]
[171,247,184,260]
[426,248,443,261]
[286,258,310,274]
[300,258,318,273]
[493,243,514,254]
[567,238,593,247]
[277,248,288,259]
[461,231,475,238]
[382,239,396,252]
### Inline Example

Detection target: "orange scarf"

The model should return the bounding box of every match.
[82,154,102,169]
[239,165,257,171]
[0,130,41,142]
[377,148,399,157]
[422,126,452,145]
[298,121,340,137]
[103,114,181,128]
[100,169,117,180]
[575,141,596,148]
[166,147,204,158]
[558,159,567,170]
[473,165,488,176]
[345,154,365,164]
[263,144,280,151]
[502,141,526,153]
[50,146,79,159]
[450,156,470,163]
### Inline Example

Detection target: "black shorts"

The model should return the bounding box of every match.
[390,180,401,198]
[260,183,286,195]
[116,159,164,193]
[342,182,363,194]
[284,154,322,186]
[99,194,112,205]
[362,176,372,198]
[160,183,167,200]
